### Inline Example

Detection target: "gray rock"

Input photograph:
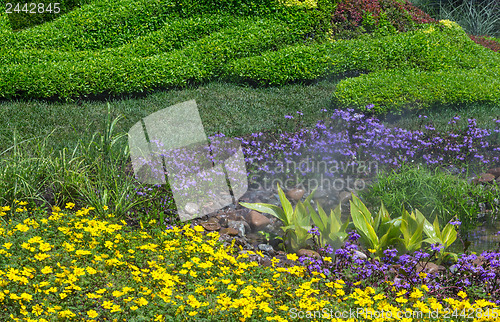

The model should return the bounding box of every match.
[258,244,274,252]
[487,167,500,178]
[228,220,249,237]
[353,250,367,260]
[184,202,200,215]
[473,173,496,184]
[220,227,239,236]
[200,221,221,231]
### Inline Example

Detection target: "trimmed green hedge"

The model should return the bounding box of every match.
[0,13,10,34]
[225,23,499,86]
[0,18,311,99]
[332,66,500,112]
[0,0,180,51]
[0,15,239,66]
[0,0,317,51]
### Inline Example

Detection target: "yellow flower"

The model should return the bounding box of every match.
[65,203,75,209]
[193,225,204,232]
[103,205,108,210]
[286,253,298,261]
[41,266,53,274]
[410,289,423,299]
[396,297,408,304]
[458,291,467,299]
[87,310,98,318]
[136,297,148,306]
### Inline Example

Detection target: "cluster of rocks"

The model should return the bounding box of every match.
[471,167,500,185]
[190,184,367,268]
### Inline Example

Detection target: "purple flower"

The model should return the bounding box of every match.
[431,243,444,252]
[284,115,294,119]
[308,227,320,236]
[449,219,461,226]
[348,231,361,242]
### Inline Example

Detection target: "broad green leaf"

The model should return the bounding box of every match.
[415,209,437,240]
[240,202,287,224]
[432,216,442,240]
[277,184,293,224]
[295,202,310,228]
[352,194,372,223]
[309,203,325,232]
[441,224,457,248]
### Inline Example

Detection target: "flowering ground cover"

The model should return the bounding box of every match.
[0,0,500,320]
[2,203,500,321]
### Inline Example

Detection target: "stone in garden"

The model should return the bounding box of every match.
[286,188,306,201]
[247,210,271,231]
[339,191,352,204]
[258,257,272,267]
[200,221,221,231]
[353,250,367,260]
[473,173,496,184]
[487,167,500,178]
[220,227,239,236]
[296,249,321,259]
[269,238,284,250]
[184,202,199,215]
[416,262,445,274]
[497,176,500,183]
[258,244,274,252]
[228,220,248,237]
[246,233,267,246]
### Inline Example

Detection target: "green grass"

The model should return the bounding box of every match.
[359,163,500,230]
[0,79,340,153]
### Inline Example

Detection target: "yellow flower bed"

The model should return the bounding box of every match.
[0,202,498,321]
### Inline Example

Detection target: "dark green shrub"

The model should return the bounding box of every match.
[332,66,500,112]
[0,18,310,99]
[0,0,179,50]
[226,22,499,86]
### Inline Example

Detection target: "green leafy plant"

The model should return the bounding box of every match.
[240,184,316,252]
[399,209,425,253]
[306,201,349,249]
[415,210,458,263]
[350,194,402,258]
